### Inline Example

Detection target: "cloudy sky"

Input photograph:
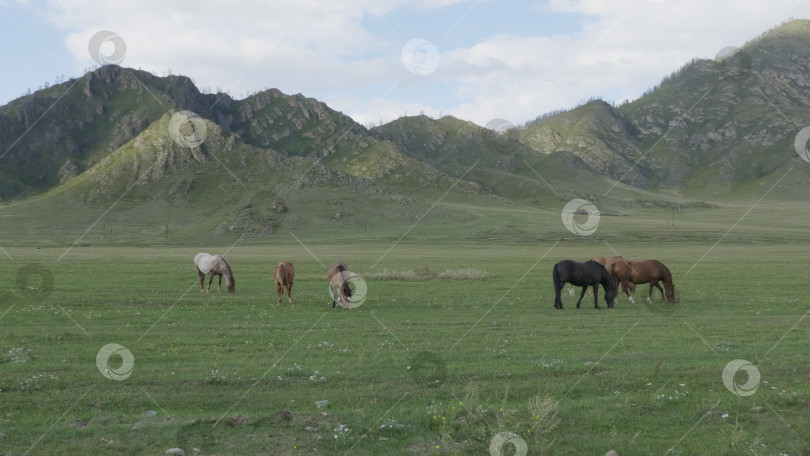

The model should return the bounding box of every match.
[1,0,807,127]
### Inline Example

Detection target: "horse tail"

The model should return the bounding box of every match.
[276,262,293,285]
[552,263,562,291]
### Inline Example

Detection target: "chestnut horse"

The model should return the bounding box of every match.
[195,253,235,293]
[327,262,353,309]
[553,260,616,309]
[274,261,294,306]
[611,259,675,303]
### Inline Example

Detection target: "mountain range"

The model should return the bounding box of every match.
[2,20,809,244]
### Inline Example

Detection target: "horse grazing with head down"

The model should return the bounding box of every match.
[553,259,616,309]
[194,253,235,293]
[274,261,295,306]
[568,255,629,296]
[611,259,675,303]
[327,262,353,309]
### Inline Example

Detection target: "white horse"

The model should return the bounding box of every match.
[195,253,235,293]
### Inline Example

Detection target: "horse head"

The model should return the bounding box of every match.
[665,283,675,302]
[604,282,617,308]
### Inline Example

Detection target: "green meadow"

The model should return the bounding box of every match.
[1,201,809,455]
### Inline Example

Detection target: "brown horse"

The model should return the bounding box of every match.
[327,262,352,309]
[274,261,294,306]
[612,259,675,303]
[195,253,235,293]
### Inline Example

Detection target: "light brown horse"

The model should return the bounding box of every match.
[274,261,294,306]
[195,253,235,293]
[327,262,352,309]
[612,259,675,303]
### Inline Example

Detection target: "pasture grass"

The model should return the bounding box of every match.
[1,239,809,455]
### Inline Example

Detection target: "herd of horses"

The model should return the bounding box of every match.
[194,252,675,310]
[193,253,353,309]
[553,256,676,310]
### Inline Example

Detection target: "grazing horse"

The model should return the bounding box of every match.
[568,256,630,296]
[553,260,616,309]
[274,261,295,306]
[327,262,353,309]
[611,259,675,303]
[195,253,235,293]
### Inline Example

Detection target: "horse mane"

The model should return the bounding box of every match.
[657,261,673,285]
[218,256,233,276]
[218,256,235,291]
[582,260,616,291]
[597,263,617,291]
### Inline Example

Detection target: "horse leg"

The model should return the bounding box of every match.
[592,285,600,309]
[330,285,340,308]
[198,271,205,292]
[647,282,662,303]
[217,274,223,293]
[287,284,293,306]
[575,286,588,309]
[622,280,635,304]
[206,274,213,292]
[568,283,575,296]
[276,283,283,305]
[654,281,665,301]
[554,285,564,309]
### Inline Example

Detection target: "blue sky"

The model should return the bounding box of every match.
[1,0,808,126]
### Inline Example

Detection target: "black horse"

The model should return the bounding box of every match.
[552,260,616,309]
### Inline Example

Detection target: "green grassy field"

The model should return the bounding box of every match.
[1,224,809,455]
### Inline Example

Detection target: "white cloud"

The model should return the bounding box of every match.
[34,0,810,127]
